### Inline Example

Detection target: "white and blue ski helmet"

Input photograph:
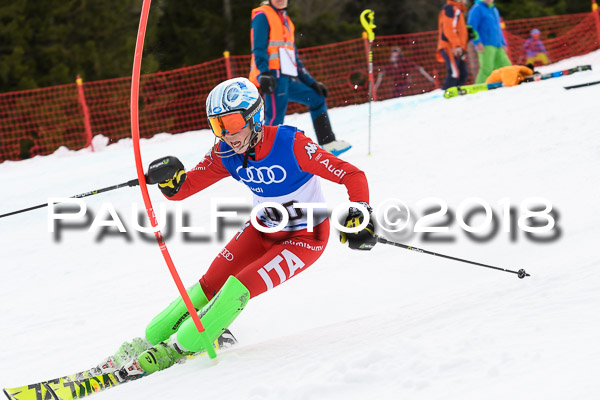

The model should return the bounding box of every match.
[206,77,264,136]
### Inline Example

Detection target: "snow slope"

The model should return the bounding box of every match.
[1,51,599,400]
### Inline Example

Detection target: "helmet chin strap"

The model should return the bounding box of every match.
[242,121,263,169]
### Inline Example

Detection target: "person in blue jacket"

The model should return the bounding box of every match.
[467,0,512,83]
[249,0,351,156]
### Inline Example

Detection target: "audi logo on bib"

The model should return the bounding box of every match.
[236,165,287,184]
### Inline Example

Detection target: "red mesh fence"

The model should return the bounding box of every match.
[503,13,600,65]
[1,11,599,162]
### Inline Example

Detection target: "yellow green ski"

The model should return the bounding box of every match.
[444,82,503,98]
[3,330,236,400]
[444,64,592,98]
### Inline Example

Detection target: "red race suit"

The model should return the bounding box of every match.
[168,125,369,299]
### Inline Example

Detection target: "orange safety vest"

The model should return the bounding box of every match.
[249,5,296,86]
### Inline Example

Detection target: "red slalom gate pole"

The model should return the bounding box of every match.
[130,0,216,359]
[76,75,94,151]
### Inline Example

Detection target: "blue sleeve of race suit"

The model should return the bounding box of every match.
[252,12,270,74]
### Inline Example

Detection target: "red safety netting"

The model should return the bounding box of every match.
[503,12,600,65]
[1,11,599,162]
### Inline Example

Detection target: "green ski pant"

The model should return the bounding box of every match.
[144,282,209,345]
[177,276,249,352]
[145,276,250,352]
[476,45,512,84]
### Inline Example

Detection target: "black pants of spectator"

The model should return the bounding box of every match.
[440,49,468,90]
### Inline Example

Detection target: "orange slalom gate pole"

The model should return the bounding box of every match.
[130,0,217,359]
[76,75,94,152]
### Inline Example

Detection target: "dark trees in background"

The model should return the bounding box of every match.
[0,0,594,93]
[0,0,159,92]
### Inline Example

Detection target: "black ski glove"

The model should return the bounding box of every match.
[258,72,277,95]
[147,156,186,197]
[467,25,478,41]
[340,202,376,251]
[310,81,328,98]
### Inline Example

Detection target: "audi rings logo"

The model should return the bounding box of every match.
[220,248,234,261]
[236,165,287,185]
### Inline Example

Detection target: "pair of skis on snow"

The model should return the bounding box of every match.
[443,64,593,98]
[3,330,237,400]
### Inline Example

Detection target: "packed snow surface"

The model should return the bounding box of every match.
[1,51,600,399]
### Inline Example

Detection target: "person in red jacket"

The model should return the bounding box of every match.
[110,77,376,380]
[437,0,469,90]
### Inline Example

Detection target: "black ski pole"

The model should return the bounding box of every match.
[0,178,139,219]
[375,236,530,279]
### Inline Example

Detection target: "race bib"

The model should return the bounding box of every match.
[279,48,298,77]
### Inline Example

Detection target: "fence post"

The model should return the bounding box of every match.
[593,0,600,49]
[76,75,94,152]
[223,51,233,80]
[433,68,441,89]
[500,17,512,61]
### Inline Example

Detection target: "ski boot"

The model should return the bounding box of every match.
[115,359,145,382]
[313,112,352,157]
[136,337,192,375]
[323,140,352,156]
[135,328,238,376]
[90,337,151,377]
[115,328,236,381]
[114,337,152,367]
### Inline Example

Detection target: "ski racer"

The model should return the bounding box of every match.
[115,77,376,378]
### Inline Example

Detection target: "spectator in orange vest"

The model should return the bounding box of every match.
[437,0,469,90]
[485,64,534,87]
[249,0,351,156]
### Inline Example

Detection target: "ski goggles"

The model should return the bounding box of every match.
[208,112,248,138]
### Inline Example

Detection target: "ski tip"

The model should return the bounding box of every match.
[3,388,15,400]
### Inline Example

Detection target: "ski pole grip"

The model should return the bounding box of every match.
[127,178,140,187]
